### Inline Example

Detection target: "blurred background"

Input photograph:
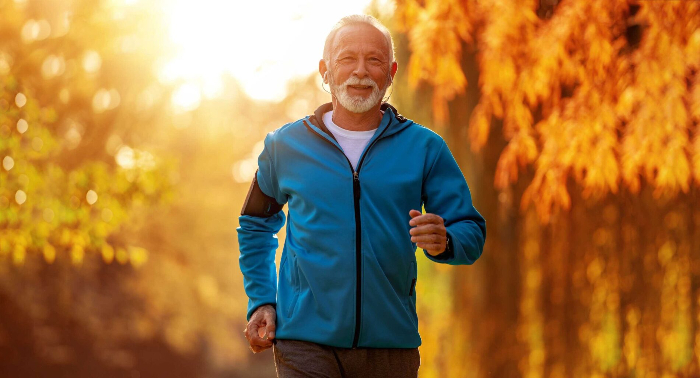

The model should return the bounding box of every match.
[1,0,699,377]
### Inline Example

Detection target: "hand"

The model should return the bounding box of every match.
[244,304,276,353]
[409,209,447,256]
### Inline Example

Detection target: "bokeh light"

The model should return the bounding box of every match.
[0,52,12,74]
[116,146,135,169]
[21,19,51,42]
[15,93,27,108]
[82,50,102,73]
[1,0,697,377]
[86,190,98,205]
[2,156,14,171]
[16,119,28,133]
[15,190,27,205]
[41,55,66,79]
[92,88,121,113]
[64,125,82,149]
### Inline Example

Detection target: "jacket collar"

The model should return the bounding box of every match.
[306,102,412,143]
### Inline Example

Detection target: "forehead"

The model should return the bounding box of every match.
[331,23,390,57]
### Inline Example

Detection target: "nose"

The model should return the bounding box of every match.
[352,58,368,78]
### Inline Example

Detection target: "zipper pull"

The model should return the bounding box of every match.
[353,171,360,199]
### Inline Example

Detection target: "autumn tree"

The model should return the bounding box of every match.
[0,0,183,374]
[0,1,335,376]
[393,0,700,377]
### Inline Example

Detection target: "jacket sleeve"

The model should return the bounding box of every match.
[237,134,288,320]
[421,140,486,265]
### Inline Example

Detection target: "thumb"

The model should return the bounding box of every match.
[409,209,422,218]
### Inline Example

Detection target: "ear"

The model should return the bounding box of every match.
[319,59,329,84]
[389,61,398,82]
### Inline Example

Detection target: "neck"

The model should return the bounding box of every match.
[330,98,383,131]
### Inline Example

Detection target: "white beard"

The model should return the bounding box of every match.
[329,74,388,113]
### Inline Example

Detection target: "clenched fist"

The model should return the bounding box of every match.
[409,209,447,256]
[244,304,276,353]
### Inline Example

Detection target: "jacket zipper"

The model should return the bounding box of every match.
[304,119,390,348]
[351,170,362,348]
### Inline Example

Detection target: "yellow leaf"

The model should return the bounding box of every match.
[129,246,149,268]
[102,244,115,264]
[43,244,56,264]
[116,247,129,265]
[13,244,25,266]
[71,245,84,265]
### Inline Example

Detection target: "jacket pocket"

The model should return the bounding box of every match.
[404,261,417,305]
[286,254,300,318]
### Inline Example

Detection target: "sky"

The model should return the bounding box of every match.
[163,0,392,103]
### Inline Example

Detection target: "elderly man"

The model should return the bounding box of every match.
[237,14,486,378]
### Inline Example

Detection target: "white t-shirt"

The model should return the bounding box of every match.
[322,111,378,171]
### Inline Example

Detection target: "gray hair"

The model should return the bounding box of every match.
[323,14,395,65]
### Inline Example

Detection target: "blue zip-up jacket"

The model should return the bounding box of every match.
[237,103,486,349]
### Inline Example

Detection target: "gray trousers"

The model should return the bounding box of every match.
[272,339,421,378]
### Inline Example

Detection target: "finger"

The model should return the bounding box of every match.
[249,333,274,349]
[264,313,276,340]
[249,335,272,348]
[411,234,444,243]
[417,243,444,253]
[245,321,260,341]
[247,318,272,345]
[248,320,273,346]
[409,224,445,236]
[409,209,422,218]
[409,213,443,226]
[420,246,445,256]
[257,326,268,340]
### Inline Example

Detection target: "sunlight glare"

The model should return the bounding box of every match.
[165,0,382,102]
[171,82,201,112]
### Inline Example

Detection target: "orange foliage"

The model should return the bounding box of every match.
[395,0,474,121]
[396,0,700,222]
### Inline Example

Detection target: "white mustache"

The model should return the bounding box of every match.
[342,76,378,89]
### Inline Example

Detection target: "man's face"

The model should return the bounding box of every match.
[326,24,394,114]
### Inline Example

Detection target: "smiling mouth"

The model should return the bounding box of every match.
[348,85,373,90]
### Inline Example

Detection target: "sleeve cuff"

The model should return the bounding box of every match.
[425,230,454,261]
[247,302,277,321]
